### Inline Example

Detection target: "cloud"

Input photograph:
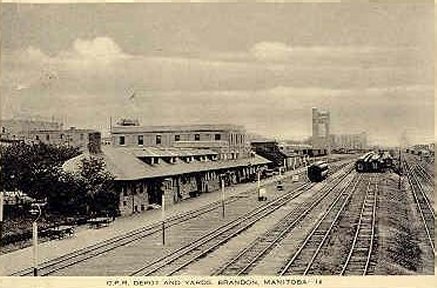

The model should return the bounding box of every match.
[251,41,384,60]
[60,37,130,64]
[1,37,433,145]
[249,41,425,70]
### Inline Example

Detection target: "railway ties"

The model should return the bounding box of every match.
[404,159,435,254]
[9,160,352,277]
[213,168,356,276]
[340,175,378,276]
[278,174,362,276]
[130,181,317,276]
[134,165,354,276]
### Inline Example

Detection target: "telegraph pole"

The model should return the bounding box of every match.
[398,147,402,189]
[0,192,3,253]
[29,203,42,276]
[161,193,165,245]
[221,177,225,218]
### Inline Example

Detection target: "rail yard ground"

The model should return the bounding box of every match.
[1,154,434,276]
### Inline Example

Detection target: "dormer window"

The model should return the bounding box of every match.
[156,135,162,145]
[194,134,200,141]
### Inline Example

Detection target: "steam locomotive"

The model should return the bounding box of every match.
[355,151,393,173]
[308,161,329,182]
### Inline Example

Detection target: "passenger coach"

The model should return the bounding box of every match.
[308,161,329,182]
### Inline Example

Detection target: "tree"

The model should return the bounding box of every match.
[0,143,119,217]
[0,142,80,199]
[79,157,117,217]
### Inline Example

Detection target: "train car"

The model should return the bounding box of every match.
[355,152,375,172]
[356,151,393,173]
[308,161,329,182]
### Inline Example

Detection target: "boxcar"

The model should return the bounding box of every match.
[308,161,329,182]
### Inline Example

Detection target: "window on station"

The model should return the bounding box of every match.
[46,134,50,141]
[60,134,64,139]
[119,136,125,145]
[138,135,144,146]
[35,135,39,141]
[156,135,162,145]
[195,134,200,141]
[215,134,221,141]
[80,133,84,141]
[175,134,180,142]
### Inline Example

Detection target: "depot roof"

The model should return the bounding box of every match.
[63,146,270,181]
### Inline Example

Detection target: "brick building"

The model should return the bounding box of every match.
[28,127,100,152]
[62,122,269,216]
[110,122,249,160]
[63,146,269,216]
[0,119,62,143]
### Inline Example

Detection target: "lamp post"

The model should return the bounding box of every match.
[161,193,165,246]
[221,177,225,218]
[398,148,402,189]
[0,191,3,253]
[29,203,42,276]
[257,167,266,201]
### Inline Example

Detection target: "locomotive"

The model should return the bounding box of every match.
[355,151,393,173]
[308,161,329,182]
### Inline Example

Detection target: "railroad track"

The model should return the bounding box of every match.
[339,175,379,276]
[12,159,351,276]
[277,173,362,276]
[11,176,306,276]
[403,159,435,254]
[131,165,354,276]
[411,159,434,186]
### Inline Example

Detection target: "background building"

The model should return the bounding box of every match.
[0,119,62,143]
[110,121,250,160]
[0,118,100,152]
[330,132,367,151]
[28,127,100,152]
[311,107,330,154]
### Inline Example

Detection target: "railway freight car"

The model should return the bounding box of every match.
[356,151,393,173]
[308,161,329,182]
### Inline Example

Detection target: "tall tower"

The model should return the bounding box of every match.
[311,107,330,153]
[312,107,319,145]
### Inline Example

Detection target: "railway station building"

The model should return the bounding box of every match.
[110,122,249,161]
[63,122,270,216]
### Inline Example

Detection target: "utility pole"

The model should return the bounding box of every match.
[398,147,402,189]
[0,191,3,253]
[29,203,42,276]
[221,177,225,218]
[161,193,165,245]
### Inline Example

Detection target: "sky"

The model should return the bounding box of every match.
[0,2,434,146]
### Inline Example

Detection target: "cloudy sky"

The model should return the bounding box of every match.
[1,3,434,145]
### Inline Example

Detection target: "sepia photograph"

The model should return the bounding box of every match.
[0,1,434,286]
